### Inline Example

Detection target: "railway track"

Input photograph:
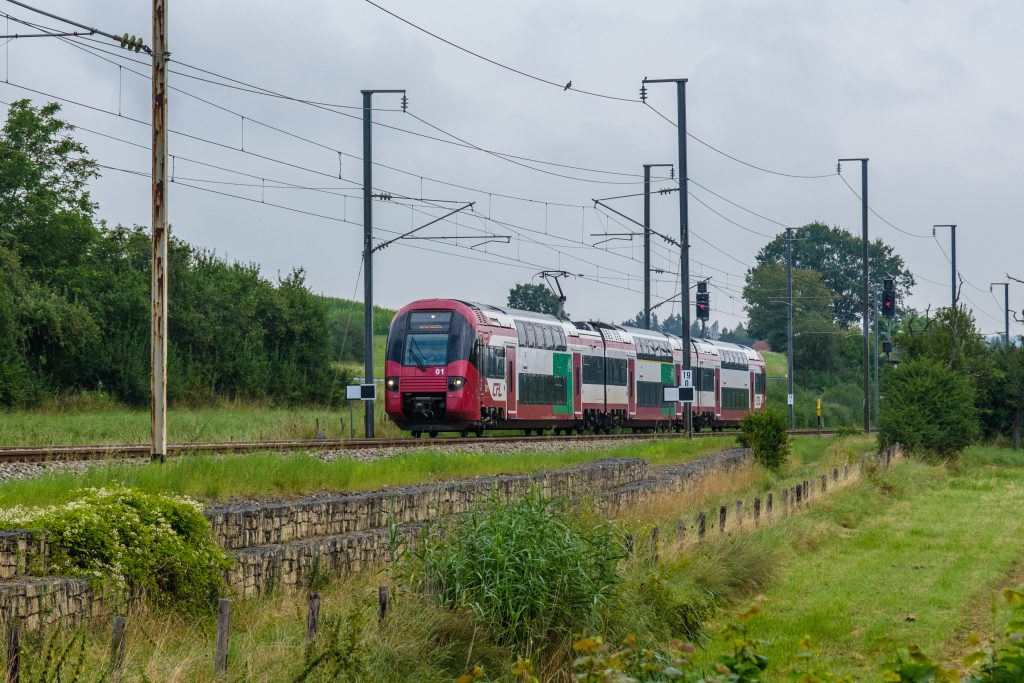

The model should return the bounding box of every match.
[0,429,838,464]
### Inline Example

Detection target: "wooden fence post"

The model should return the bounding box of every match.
[782,488,789,512]
[109,615,127,681]
[698,511,706,538]
[625,533,634,556]
[215,598,231,677]
[378,586,390,625]
[306,593,320,642]
[794,485,801,506]
[766,492,773,516]
[821,474,827,494]
[5,622,19,683]
[803,480,809,500]
[753,497,761,526]
[651,526,659,564]
[719,505,727,533]
[843,464,849,479]
[735,500,743,529]
[833,467,839,482]
[675,518,685,542]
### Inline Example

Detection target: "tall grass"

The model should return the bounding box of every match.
[402,492,624,651]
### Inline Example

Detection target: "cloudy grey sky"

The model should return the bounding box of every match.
[2,0,1021,336]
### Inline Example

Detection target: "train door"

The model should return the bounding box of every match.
[573,352,583,419]
[506,346,517,418]
[714,367,722,418]
[675,363,683,419]
[627,358,636,418]
[553,352,572,418]
[749,370,755,410]
[661,362,674,417]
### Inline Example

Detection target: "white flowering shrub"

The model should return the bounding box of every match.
[0,486,229,612]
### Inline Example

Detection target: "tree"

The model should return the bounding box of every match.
[750,222,914,326]
[744,263,835,349]
[985,342,1024,449]
[507,283,566,318]
[620,310,661,331]
[878,356,979,458]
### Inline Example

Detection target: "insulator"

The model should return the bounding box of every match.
[670,167,675,179]
[401,95,408,112]
[639,85,647,102]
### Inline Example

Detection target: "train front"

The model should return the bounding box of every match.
[383,300,481,435]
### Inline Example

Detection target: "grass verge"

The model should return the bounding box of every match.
[695,454,1024,679]
[0,435,739,506]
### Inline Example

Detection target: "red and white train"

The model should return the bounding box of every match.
[384,299,766,437]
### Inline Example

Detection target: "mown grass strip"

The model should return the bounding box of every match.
[696,456,1024,679]
[0,436,741,506]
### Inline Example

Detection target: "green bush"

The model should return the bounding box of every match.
[878,356,980,459]
[0,486,229,612]
[737,406,790,470]
[402,492,624,650]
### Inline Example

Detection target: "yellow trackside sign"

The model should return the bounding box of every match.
[816,398,822,417]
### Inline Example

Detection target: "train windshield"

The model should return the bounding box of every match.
[388,310,474,368]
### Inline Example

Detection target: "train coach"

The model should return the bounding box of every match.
[383,299,766,437]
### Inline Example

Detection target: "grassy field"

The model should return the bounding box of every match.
[0,335,398,447]
[6,437,1021,682]
[695,446,1024,680]
[0,435,742,506]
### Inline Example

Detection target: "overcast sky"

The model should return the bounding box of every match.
[1,0,1021,336]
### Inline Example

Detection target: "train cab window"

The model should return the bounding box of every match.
[386,312,409,365]
[399,310,474,368]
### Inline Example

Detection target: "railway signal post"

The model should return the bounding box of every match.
[644,77,691,434]
[361,88,406,438]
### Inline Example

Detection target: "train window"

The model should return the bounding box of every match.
[540,325,553,350]
[722,387,749,410]
[525,324,537,348]
[386,312,408,365]
[754,371,765,394]
[606,358,627,386]
[582,355,604,384]
[484,347,506,379]
[555,328,567,351]
[446,312,474,364]
[637,381,663,407]
[694,368,715,392]
[404,334,448,367]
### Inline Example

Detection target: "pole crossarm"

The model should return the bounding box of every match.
[5,0,152,52]
[372,202,474,252]
[592,199,680,246]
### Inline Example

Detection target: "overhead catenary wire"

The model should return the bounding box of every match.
[644,102,835,179]
[361,0,637,103]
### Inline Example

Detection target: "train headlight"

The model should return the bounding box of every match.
[447,376,466,391]
[385,376,399,392]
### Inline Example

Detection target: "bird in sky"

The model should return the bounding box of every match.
[564,81,572,91]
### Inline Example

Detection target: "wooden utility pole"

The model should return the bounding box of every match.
[151,0,168,462]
